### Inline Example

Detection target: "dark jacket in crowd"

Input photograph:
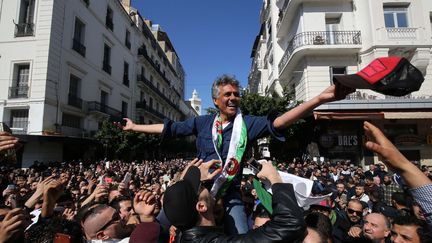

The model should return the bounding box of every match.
[178,183,307,243]
[332,210,363,243]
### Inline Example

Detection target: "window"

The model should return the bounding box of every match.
[325,16,341,44]
[123,62,129,86]
[72,18,86,57]
[15,0,35,37]
[10,109,29,134]
[384,6,409,28]
[62,113,82,129]
[100,90,108,112]
[329,67,346,84]
[149,97,153,108]
[68,75,82,109]
[125,30,131,49]
[106,6,114,31]
[102,44,111,74]
[10,63,30,98]
[121,101,128,118]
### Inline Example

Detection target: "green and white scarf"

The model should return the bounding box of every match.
[210,111,247,198]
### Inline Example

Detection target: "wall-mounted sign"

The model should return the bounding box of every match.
[338,135,358,146]
[395,134,424,146]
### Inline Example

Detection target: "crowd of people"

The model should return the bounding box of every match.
[0,70,431,242]
[0,122,431,242]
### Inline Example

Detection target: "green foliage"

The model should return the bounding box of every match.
[95,120,161,159]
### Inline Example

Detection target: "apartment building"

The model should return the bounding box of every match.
[249,0,432,165]
[0,0,190,166]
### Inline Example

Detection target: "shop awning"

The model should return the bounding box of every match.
[384,112,432,119]
[314,111,432,120]
[314,112,384,120]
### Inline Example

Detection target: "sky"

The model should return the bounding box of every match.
[134,0,263,111]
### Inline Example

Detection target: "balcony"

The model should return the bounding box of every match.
[9,86,29,98]
[136,75,181,112]
[276,0,352,36]
[386,28,417,40]
[102,61,111,74]
[14,23,34,37]
[72,38,86,57]
[279,31,361,76]
[68,94,83,109]
[135,101,165,120]
[87,101,122,118]
[10,122,28,135]
[137,46,171,86]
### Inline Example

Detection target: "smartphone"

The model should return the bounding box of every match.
[122,172,132,185]
[247,158,262,174]
[100,175,107,185]
[0,122,17,164]
[109,117,127,127]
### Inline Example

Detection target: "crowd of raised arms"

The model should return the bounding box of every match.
[0,70,431,242]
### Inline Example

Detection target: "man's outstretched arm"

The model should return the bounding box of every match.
[273,84,354,130]
[118,118,164,134]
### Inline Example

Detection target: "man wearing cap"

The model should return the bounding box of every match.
[120,74,353,234]
[163,160,307,242]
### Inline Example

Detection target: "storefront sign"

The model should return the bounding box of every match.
[395,134,424,146]
[338,135,358,146]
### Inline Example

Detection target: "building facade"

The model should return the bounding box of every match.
[0,0,191,166]
[249,0,432,165]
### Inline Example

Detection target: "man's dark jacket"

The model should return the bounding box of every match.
[177,183,307,242]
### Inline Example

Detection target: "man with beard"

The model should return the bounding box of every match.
[333,199,364,243]
[119,75,353,234]
[382,174,402,206]
[362,213,391,243]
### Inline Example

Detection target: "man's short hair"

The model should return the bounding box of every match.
[392,215,432,243]
[109,195,131,212]
[211,74,240,100]
[392,192,411,207]
[304,212,332,240]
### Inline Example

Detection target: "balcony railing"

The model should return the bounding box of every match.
[10,122,28,135]
[68,94,83,109]
[9,86,29,98]
[72,38,86,57]
[87,101,122,118]
[279,31,361,73]
[386,28,417,39]
[14,23,34,37]
[137,46,171,86]
[136,75,180,112]
[135,101,165,120]
[102,61,111,74]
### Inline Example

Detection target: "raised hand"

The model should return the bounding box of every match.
[133,190,156,222]
[0,208,26,243]
[0,132,19,152]
[115,118,135,131]
[318,84,355,103]
[257,160,282,185]
[198,159,222,181]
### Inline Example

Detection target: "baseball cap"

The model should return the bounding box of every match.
[333,56,424,96]
[163,166,201,230]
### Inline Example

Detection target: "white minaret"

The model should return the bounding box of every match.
[189,89,202,115]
